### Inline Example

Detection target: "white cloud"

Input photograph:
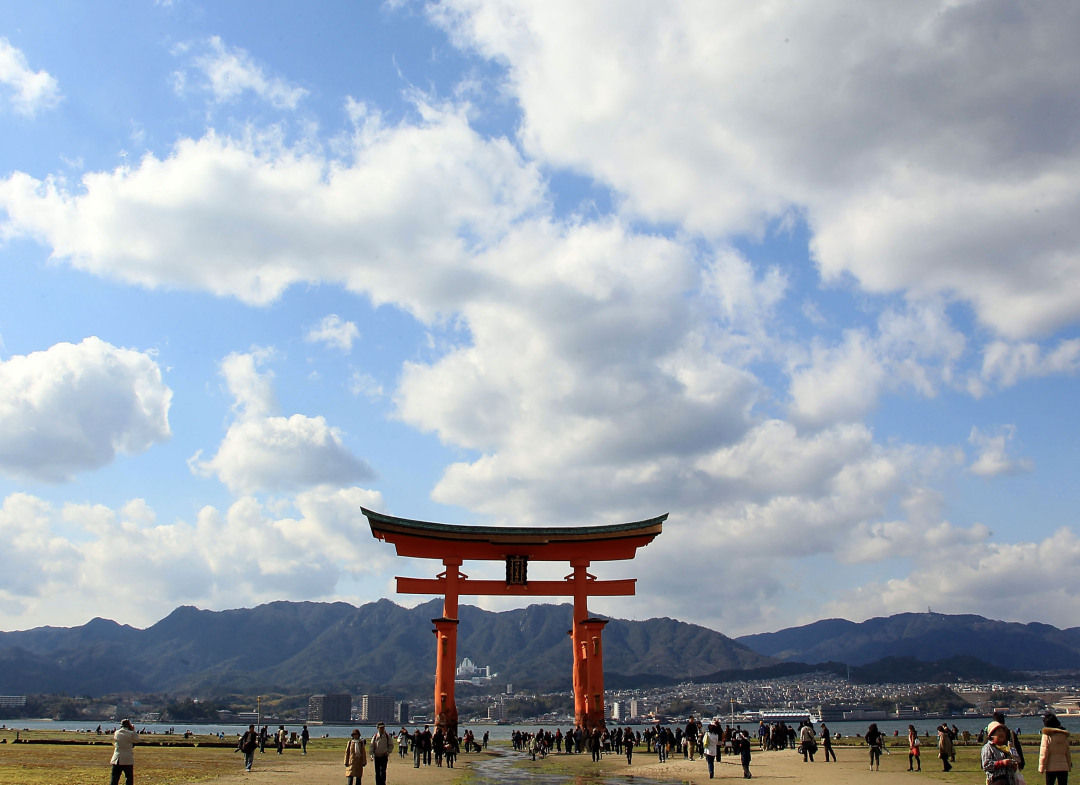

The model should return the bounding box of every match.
[968,425,1033,478]
[0,38,61,116]
[973,338,1080,394]
[787,301,965,427]
[195,414,374,495]
[192,350,373,494]
[0,103,544,315]
[306,314,360,352]
[0,488,383,629]
[348,371,384,400]
[177,36,307,109]
[0,494,80,598]
[825,527,1080,628]
[394,220,763,522]
[0,337,172,482]
[788,330,886,427]
[432,0,1080,338]
[220,347,276,417]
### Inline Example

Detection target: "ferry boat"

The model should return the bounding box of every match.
[756,709,823,724]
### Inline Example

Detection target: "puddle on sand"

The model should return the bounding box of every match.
[469,749,685,785]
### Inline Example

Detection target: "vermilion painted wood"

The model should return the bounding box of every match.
[362,507,666,734]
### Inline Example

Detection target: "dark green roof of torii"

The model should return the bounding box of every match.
[362,507,665,559]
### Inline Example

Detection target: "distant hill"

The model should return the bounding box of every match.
[736,612,1080,670]
[0,600,770,696]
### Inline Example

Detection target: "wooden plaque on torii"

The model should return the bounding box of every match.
[363,508,665,737]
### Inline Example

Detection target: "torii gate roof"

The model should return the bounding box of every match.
[363,507,665,561]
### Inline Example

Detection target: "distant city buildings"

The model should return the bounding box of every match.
[308,694,352,724]
[360,694,396,724]
[0,696,26,708]
[456,656,497,684]
[395,701,410,724]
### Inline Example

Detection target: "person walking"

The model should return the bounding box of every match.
[938,724,954,772]
[371,722,392,785]
[702,720,719,778]
[109,719,139,785]
[686,716,699,761]
[867,723,884,771]
[421,725,432,766]
[344,729,367,785]
[276,725,287,754]
[800,720,817,762]
[301,725,310,755]
[238,724,259,772]
[821,723,836,762]
[1039,711,1072,785]
[908,725,922,771]
[444,733,458,768]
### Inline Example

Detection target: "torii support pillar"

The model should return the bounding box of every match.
[580,617,608,730]
[432,617,459,734]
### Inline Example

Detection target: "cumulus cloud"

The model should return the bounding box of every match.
[306,314,360,352]
[0,38,61,116]
[0,337,172,482]
[0,103,544,314]
[175,36,307,109]
[0,488,384,629]
[432,0,1080,338]
[787,301,965,427]
[192,350,373,494]
[973,338,1080,394]
[0,494,80,598]
[394,219,763,522]
[825,527,1080,628]
[968,425,1033,477]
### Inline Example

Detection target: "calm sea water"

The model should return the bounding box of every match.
[7,715,1080,740]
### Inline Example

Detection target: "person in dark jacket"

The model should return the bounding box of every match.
[734,728,753,779]
[238,724,259,772]
[821,723,836,762]
[867,723,884,771]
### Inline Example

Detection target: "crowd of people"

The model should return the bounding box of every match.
[507,717,755,778]
[99,709,1075,785]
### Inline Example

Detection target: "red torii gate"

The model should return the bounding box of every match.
[363,508,665,736]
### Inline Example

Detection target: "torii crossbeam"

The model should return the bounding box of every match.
[363,508,665,736]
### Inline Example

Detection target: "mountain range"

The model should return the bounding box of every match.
[735,612,1080,671]
[1,603,1077,697]
[0,599,767,696]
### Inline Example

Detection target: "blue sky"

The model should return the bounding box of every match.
[1,1,1079,637]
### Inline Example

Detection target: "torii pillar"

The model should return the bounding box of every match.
[363,508,665,736]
